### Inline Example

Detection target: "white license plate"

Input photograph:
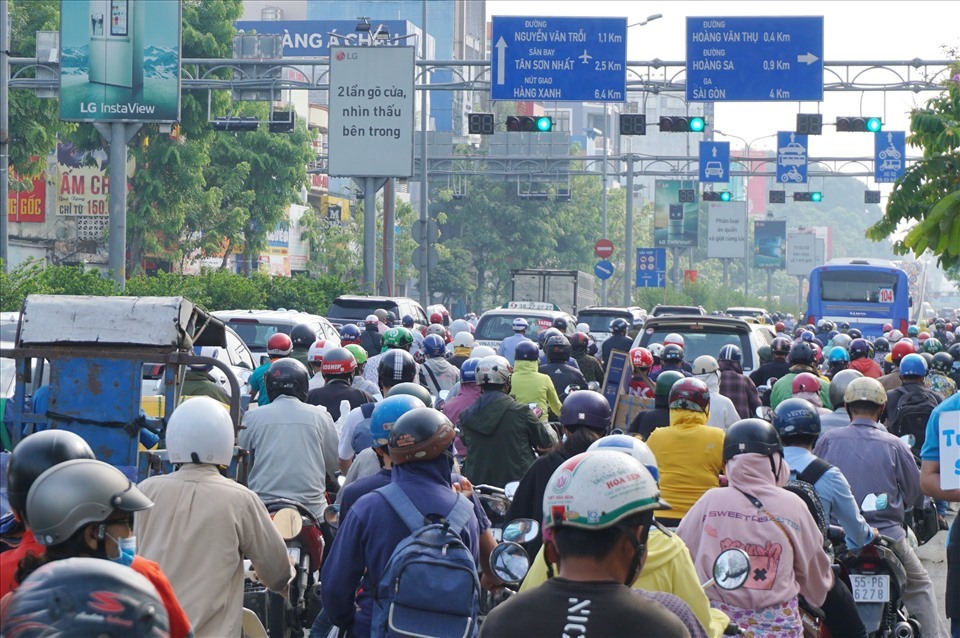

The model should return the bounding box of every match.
[851,574,890,602]
[286,547,301,562]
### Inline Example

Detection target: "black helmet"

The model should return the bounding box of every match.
[610,318,629,335]
[388,408,456,465]
[848,328,863,339]
[771,337,791,355]
[654,370,686,398]
[515,340,540,361]
[787,341,815,366]
[265,358,309,402]
[4,557,170,638]
[723,418,783,463]
[931,351,954,374]
[537,328,562,350]
[386,382,433,408]
[949,343,960,361]
[385,311,398,325]
[544,334,572,363]
[377,349,418,386]
[661,343,684,363]
[718,344,742,362]
[290,323,316,348]
[552,317,568,332]
[873,336,890,353]
[7,430,96,521]
[559,391,612,432]
[772,398,822,440]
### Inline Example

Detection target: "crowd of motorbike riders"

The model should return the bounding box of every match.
[2,306,959,638]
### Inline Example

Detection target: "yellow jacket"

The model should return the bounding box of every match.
[510,360,562,417]
[646,409,725,521]
[521,528,730,638]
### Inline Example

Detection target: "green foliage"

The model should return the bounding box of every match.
[0,259,117,311]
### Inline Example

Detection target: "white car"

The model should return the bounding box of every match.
[212,309,341,361]
[142,325,257,398]
[473,302,576,350]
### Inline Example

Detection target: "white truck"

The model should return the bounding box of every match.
[509,269,595,316]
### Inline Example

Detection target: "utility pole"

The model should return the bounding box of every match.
[623,154,636,306]
[417,0,429,308]
[0,0,9,271]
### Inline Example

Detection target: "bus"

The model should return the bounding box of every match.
[805,258,911,338]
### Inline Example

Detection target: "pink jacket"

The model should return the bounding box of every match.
[677,453,833,610]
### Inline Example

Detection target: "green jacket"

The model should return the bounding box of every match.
[769,366,832,410]
[510,360,562,418]
[459,391,555,488]
[181,370,230,404]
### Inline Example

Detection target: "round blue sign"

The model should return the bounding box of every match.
[594,260,614,280]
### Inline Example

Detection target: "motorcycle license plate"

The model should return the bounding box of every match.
[851,574,890,602]
[287,547,301,562]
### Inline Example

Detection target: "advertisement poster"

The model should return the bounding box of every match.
[60,0,181,122]
[786,232,818,277]
[8,170,47,223]
[654,180,699,247]
[56,143,134,218]
[706,202,747,259]
[753,220,786,269]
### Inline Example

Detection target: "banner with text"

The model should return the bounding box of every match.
[8,170,47,223]
[786,232,818,276]
[706,201,747,259]
[753,220,786,269]
[938,410,960,491]
[56,143,134,217]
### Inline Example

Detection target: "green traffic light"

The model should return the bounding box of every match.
[536,116,552,132]
[866,117,882,132]
[720,191,732,202]
[811,191,822,202]
[689,117,706,132]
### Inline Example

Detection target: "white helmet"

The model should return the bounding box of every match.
[589,434,660,482]
[453,331,475,349]
[692,355,719,376]
[543,450,669,531]
[448,319,473,337]
[166,397,234,465]
[648,343,664,358]
[512,317,529,331]
[476,355,513,386]
[576,322,591,334]
[307,339,330,364]
[427,324,446,337]
[472,345,496,359]
[663,333,685,348]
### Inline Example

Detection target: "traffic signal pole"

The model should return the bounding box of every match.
[623,154,635,306]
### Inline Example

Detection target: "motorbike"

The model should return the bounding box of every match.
[474,481,519,539]
[479,518,538,623]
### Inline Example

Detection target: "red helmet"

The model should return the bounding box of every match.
[320,347,357,375]
[266,333,293,357]
[774,322,785,333]
[791,372,821,394]
[668,378,711,413]
[429,312,444,324]
[946,323,953,331]
[811,343,823,364]
[569,332,591,349]
[882,323,893,333]
[890,340,916,365]
[630,347,654,369]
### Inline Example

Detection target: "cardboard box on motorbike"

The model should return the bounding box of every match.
[601,349,654,429]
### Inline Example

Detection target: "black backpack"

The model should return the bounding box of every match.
[887,388,939,455]
[785,458,831,549]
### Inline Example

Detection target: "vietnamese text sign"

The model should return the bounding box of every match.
[686,16,823,102]
[787,232,817,276]
[491,16,627,102]
[938,410,960,491]
[875,131,906,183]
[60,0,181,122]
[654,180,700,247]
[754,220,786,269]
[8,170,46,223]
[776,131,808,184]
[56,143,134,217]
[328,46,415,178]
[706,202,747,259]
[636,248,666,288]
[235,20,426,57]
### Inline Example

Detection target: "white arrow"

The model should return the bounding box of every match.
[796,52,819,65]
[496,37,507,86]
[712,146,718,157]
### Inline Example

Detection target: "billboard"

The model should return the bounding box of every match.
[706,202,747,259]
[8,170,47,223]
[234,20,428,58]
[653,180,699,247]
[60,0,181,122]
[753,220,786,269]
[786,232,818,276]
[56,143,134,217]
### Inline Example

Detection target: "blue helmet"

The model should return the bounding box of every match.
[401,314,415,328]
[772,398,822,439]
[898,353,928,378]
[423,334,446,358]
[828,347,850,363]
[370,395,424,448]
[339,323,361,342]
[718,344,742,362]
[460,358,480,384]
[515,340,540,361]
[800,331,814,343]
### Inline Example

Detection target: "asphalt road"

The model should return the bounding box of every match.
[917,506,955,630]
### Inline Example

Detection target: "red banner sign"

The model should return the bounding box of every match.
[8,170,47,223]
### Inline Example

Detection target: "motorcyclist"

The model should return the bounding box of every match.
[136,397,292,638]
[629,370,686,439]
[825,345,849,379]
[306,347,376,422]
[401,314,425,357]
[927,351,957,398]
[664,334,695,374]
[716,344,761,420]
[509,340,562,422]
[306,339,329,391]
[848,338,883,378]
[791,372,832,415]
[627,347,656,397]
[290,323,317,372]
[678,418,833,637]
[448,331,475,369]
[884,353,942,432]
[363,326,419,385]
[344,344,382,398]
[819,369,863,433]
[339,323,362,347]
[180,349,230,404]
[383,311,397,329]
[601,318,634,366]
[769,341,831,410]
[571,331,604,384]
[650,343,693,382]
[539,334,587,403]
[691,355,739,430]
[359,314,383,357]
[749,336,791,388]
[419,334,461,397]
[879,338,917,391]
[239,358,339,520]
[249,332,293,406]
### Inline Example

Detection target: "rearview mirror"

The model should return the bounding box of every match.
[502,518,540,544]
[712,547,751,590]
[323,504,340,529]
[271,508,303,540]
[490,542,530,585]
[504,481,519,501]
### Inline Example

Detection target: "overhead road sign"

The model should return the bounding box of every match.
[686,16,824,102]
[636,248,666,288]
[776,131,809,184]
[699,141,730,183]
[875,131,906,183]
[491,16,627,102]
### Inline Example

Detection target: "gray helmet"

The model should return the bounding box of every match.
[828,369,863,409]
[27,459,153,547]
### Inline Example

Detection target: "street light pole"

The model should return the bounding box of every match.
[601,103,608,306]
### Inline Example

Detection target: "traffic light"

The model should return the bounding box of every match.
[268,110,295,133]
[212,116,259,132]
[794,191,823,202]
[678,188,696,203]
[506,116,553,132]
[468,113,495,135]
[796,113,823,135]
[659,116,706,133]
[865,190,881,204]
[703,191,732,202]
[619,114,646,136]
[836,116,882,132]
[769,190,786,204]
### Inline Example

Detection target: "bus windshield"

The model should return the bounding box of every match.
[819,270,898,303]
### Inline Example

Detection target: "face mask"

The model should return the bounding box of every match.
[107,533,137,567]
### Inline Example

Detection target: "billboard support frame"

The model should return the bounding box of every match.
[94,122,142,288]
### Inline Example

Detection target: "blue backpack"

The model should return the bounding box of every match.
[371,483,480,638]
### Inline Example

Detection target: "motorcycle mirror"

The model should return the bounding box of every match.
[504,481,519,501]
[490,542,531,585]
[587,381,601,392]
[272,507,303,540]
[900,434,916,448]
[323,504,340,528]
[502,518,540,543]
[564,385,581,394]
[709,547,751,591]
[260,355,270,366]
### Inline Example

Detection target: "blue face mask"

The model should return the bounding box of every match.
[107,533,137,567]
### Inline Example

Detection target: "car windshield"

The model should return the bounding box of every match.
[577,312,629,333]
[819,270,899,303]
[327,300,400,321]
[641,326,752,368]
[223,320,292,351]
[475,314,555,340]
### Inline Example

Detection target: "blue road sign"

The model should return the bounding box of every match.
[699,141,730,183]
[636,248,666,288]
[776,131,809,184]
[875,131,906,183]
[491,16,627,102]
[594,260,614,280]
[686,16,824,102]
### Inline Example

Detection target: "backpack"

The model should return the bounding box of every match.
[887,388,939,455]
[785,458,831,547]
[371,483,480,638]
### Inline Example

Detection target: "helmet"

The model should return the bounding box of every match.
[775,322,785,333]
[166,397,234,465]
[290,323,316,348]
[537,328,561,349]
[266,332,293,357]
[477,355,513,386]
[4,558,170,638]
[787,341,815,366]
[384,327,415,349]
[378,349,418,385]
[848,328,863,340]
[898,353,928,378]
[844,377,887,406]
[816,318,829,331]
[512,317,529,332]
[629,347,653,369]
[931,352,953,374]
[888,329,903,343]
[890,340,917,365]
[27,459,153,546]
[320,347,357,376]
[873,337,890,353]
[429,312,444,324]
[542,451,668,531]
[364,314,380,329]
[570,332,591,351]
[828,369,864,408]
[265,358,310,402]
[452,331,475,349]
[908,325,919,336]
[344,344,368,366]
[661,343,685,363]
[668,378,711,413]
[401,314,415,328]
[663,333,685,348]
[423,334,447,358]
[552,317,569,332]
[839,322,851,331]
[576,322,591,334]
[375,309,389,323]
[559,391,612,432]
[718,344,742,362]
[918,331,930,343]
[882,322,893,333]
[370,395,424,447]
[828,330,839,342]
[920,352,935,366]
[426,324,447,338]
[609,318,629,335]
[307,339,330,364]
[758,345,773,363]
[811,343,823,364]
[722,419,783,463]
[773,398,821,439]
[544,334,572,362]
[949,343,960,361]
[832,333,853,350]
[448,319,472,337]
[339,323,362,344]
[800,331,814,343]
[692,355,719,376]
[922,337,943,354]
[791,372,822,394]
[472,345,496,359]
[771,337,791,355]
[460,358,480,384]
[515,340,540,361]
[385,382,433,408]
[648,343,664,359]
[388,408,456,465]
[654,370,686,398]
[7,430,95,521]
[384,311,397,324]
[828,346,850,363]
[849,338,871,359]
[588,435,660,481]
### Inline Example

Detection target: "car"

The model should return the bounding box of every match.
[474,302,576,350]
[576,306,646,344]
[778,142,806,166]
[725,306,768,322]
[649,304,707,318]
[326,295,428,329]
[426,304,452,326]
[632,315,773,374]
[879,159,901,171]
[704,161,724,178]
[212,309,341,361]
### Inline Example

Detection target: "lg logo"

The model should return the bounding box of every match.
[335,51,359,61]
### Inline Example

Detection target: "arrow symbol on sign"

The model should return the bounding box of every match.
[496,37,507,86]
[712,146,718,157]
[796,52,819,65]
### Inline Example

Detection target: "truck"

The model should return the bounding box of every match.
[509,269,595,316]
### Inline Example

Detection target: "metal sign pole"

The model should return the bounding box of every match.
[0,0,9,270]
[623,154,634,306]
[363,176,377,292]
